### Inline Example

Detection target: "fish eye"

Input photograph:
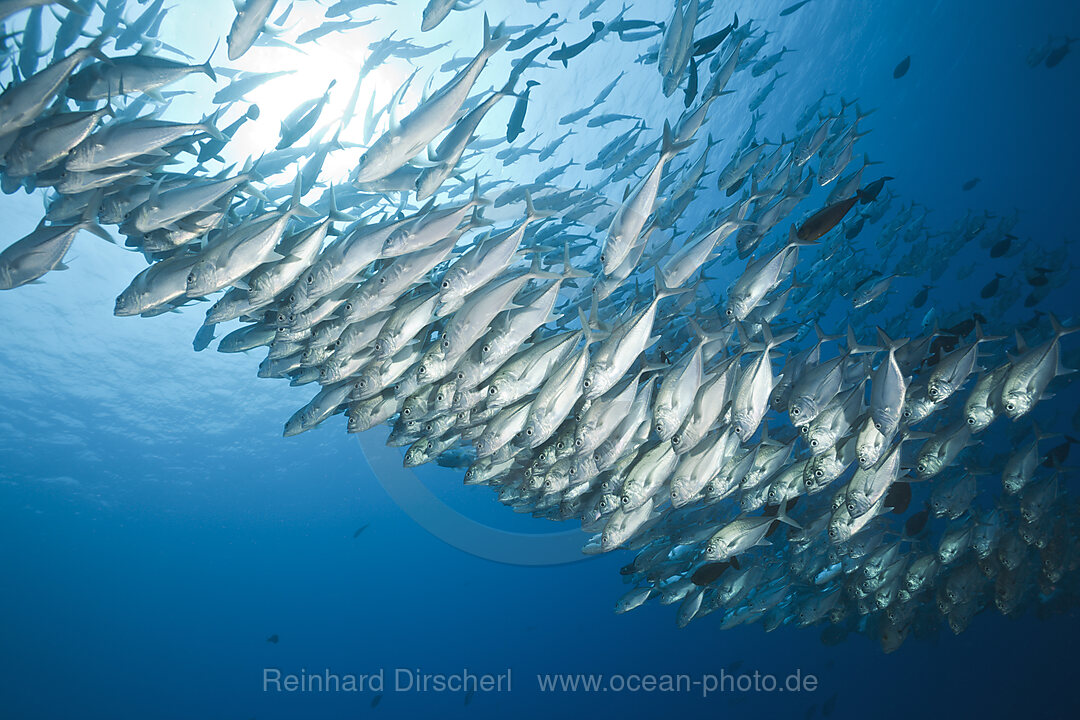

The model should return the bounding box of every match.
[526,427,533,435]
[1006,402,1015,411]
[801,426,810,434]
[815,469,824,478]
[418,366,427,375]
[488,387,497,395]
[442,339,450,349]
[583,379,591,388]
[846,501,856,513]
[656,423,663,433]
[672,435,681,446]
[378,276,386,284]
[441,280,450,289]
[874,421,882,430]
[734,426,742,434]
[967,417,975,425]
[621,495,630,505]
[791,407,800,415]
[810,439,818,447]
[186,272,196,284]
[306,275,314,284]
[828,527,837,538]
[482,344,491,354]
[917,464,925,473]
[600,254,606,263]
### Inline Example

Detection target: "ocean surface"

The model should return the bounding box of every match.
[1,1,1079,719]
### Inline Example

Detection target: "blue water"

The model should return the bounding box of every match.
[2,1,1079,718]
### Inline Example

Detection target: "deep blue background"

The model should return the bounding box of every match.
[1,1,1079,719]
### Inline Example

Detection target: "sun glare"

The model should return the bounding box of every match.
[219,5,419,192]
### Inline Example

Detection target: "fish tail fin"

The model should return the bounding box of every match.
[789,269,810,290]
[57,0,88,15]
[774,500,802,529]
[875,326,909,352]
[973,320,1006,344]
[468,176,491,207]
[526,252,561,281]
[592,21,605,33]
[846,325,879,354]
[326,185,356,223]
[203,39,219,82]
[652,266,691,301]
[199,109,228,142]
[481,13,510,55]
[814,321,842,345]
[660,120,694,158]
[523,189,552,221]
[785,223,817,247]
[1048,312,1080,339]
[1031,421,1061,444]
[560,242,590,280]
[79,190,115,244]
[578,306,596,347]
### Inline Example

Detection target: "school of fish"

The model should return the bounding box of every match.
[1,0,1078,652]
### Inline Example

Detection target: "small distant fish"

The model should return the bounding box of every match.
[352,523,370,538]
[779,0,814,18]
[893,55,911,78]
[962,177,980,191]
[1045,37,1076,68]
[989,234,1014,258]
[506,80,538,143]
[1027,267,1051,287]
[980,272,1005,298]
[549,21,604,68]
[371,692,383,708]
[266,634,279,644]
[904,504,930,537]
[823,691,838,716]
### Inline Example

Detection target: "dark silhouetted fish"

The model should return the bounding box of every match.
[797,192,867,242]
[780,0,814,17]
[980,273,1004,298]
[859,176,893,204]
[905,505,930,537]
[893,55,910,78]
[913,285,931,308]
[691,558,741,585]
[549,21,604,68]
[989,234,1013,258]
[1045,38,1075,68]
